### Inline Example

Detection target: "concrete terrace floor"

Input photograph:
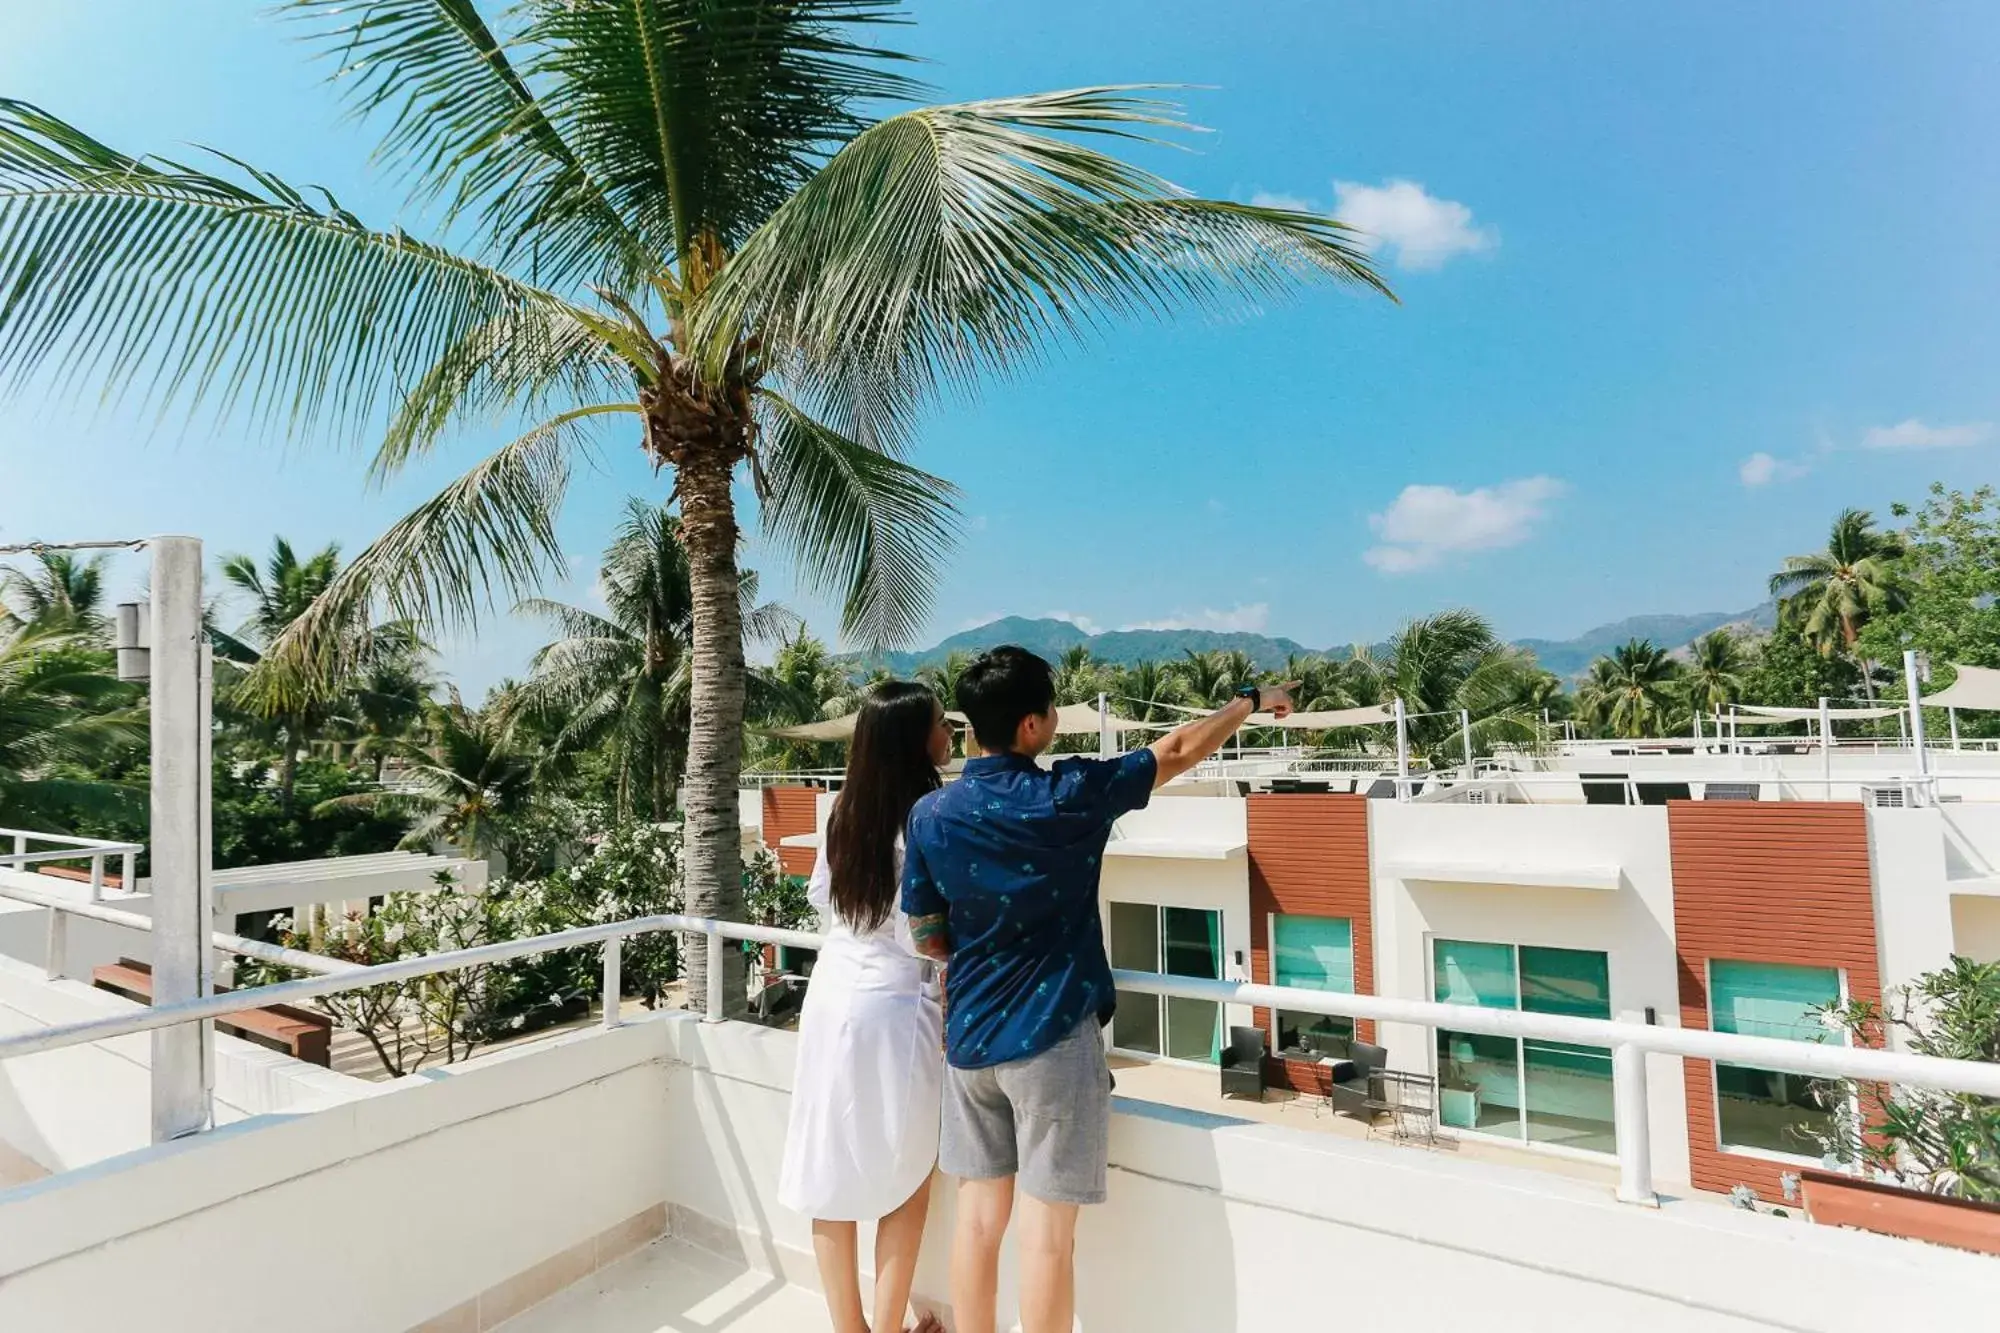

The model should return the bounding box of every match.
[495,1239,835,1333]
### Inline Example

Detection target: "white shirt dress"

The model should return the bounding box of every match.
[778,846,944,1221]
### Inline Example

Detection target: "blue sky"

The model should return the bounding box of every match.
[4,1,1998,692]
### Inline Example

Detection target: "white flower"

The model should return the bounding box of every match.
[509,1014,526,1029]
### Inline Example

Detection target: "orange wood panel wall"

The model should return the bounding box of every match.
[1666,801,1881,1199]
[761,786,823,878]
[1247,793,1375,1094]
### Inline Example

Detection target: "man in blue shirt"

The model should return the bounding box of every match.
[903,646,1294,1333]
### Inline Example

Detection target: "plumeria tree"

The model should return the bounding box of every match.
[0,1,1388,1009]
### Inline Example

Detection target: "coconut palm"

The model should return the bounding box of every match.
[214,539,353,801]
[510,499,795,818]
[1579,639,1683,739]
[0,3,1387,1007]
[320,689,536,866]
[1682,629,1748,718]
[1112,658,1188,726]
[0,623,145,826]
[1343,611,1544,760]
[1053,645,1111,706]
[1,552,109,638]
[759,628,863,770]
[1173,650,1235,708]
[1770,509,1908,701]
[915,650,974,712]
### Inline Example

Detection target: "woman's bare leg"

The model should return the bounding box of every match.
[811,1219,868,1333]
[871,1174,935,1332]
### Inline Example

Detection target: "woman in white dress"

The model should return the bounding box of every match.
[779,680,952,1333]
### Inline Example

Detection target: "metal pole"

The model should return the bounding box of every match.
[147,535,210,1143]
[45,910,67,981]
[1904,650,1930,803]
[602,935,623,1030]
[703,925,725,1023]
[1612,1043,1657,1206]
[1097,691,1112,759]
[1460,708,1472,771]
[1393,697,1410,799]
[1819,696,1833,797]
[1949,707,1960,751]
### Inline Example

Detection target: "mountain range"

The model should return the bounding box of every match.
[859,604,1780,679]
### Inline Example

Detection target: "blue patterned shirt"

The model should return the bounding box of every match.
[901,749,1157,1069]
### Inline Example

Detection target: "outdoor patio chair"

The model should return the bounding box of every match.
[1220,1025,1267,1101]
[1322,1040,1388,1119]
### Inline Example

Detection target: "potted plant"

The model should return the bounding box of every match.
[1440,1060,1482,1130]
[1795,957,2000,1255]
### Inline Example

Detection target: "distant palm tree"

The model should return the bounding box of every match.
[1342,610,1545,759]
[1579,639,1682,739]
[1114,659,1189,726]
[0,623,145,826]
[1053,645,1110,706]
[510,500,794,818]
[320,690,536,866]
[0,3,1388,1013]
[1682,629,1748,717]
[1769,509,1908,701]
[760,629,864,770]
[1173,650,1235,708]
[916,651,975,712]
[215,540,347,801]
[1,552,109,637]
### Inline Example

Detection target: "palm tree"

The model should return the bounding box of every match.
[0,623,145,826]
[1769,509,1908,701]
[915,650,974,712]
[1112,658,1188,726]
[1,552,109,637]
[333,636,439,781]
[1682,629,1748,718]
[1173,650,1235,708]
[321,690,537,868]
[1579,639,1682,739]
[1053,645,1110,706]
[760,628,863,770]
[0,4,1388,1008]
[214,539,348,801]
[510,499,795,818]
[1344,611,1545,760]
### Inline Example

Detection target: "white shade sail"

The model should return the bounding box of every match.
[1924,663,2000,712]
[1247,703,1399,729]
[760,709,972,743]
[1052,702,1152,734]
[1733,704,1901,722]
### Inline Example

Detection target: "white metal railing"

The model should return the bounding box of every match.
[0,828,144,899]
[0,878,357,980]
[4,912,2000,1209]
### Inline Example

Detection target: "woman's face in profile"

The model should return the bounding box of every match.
[926,703,953,767]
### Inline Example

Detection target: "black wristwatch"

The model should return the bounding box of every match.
[1235,684,1261,711]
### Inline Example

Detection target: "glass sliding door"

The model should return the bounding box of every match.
[1434,938,1616,1154]
[1107,902,1224,1063]
[1709,960,1843,1159]
[1272,914,1356,1058]
[1108,902,1162,1056]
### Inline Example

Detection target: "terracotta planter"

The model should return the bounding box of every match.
[1800,1167,2000,1256]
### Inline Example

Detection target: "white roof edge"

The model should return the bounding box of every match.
[777,832,822,849]
[1104,837,1246,861]
[1380,859,1623,892]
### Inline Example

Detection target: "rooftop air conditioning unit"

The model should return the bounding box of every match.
[1861,784,1908,809]
[1704,783,1760,802]
[1462,788,1489,805]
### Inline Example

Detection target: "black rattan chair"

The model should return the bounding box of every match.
[1220,1025,1267,1101]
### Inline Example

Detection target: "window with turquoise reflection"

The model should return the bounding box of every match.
[1709,960,1843,1158]
[1273,915,1355,1057]
[1433,939,1615,1153]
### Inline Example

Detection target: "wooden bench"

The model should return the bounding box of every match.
[92,959,333,1067]
[36,863,125,891]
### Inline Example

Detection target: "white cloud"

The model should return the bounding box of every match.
[1249,190,1316,213]
[1124,603,1271,634]
[1333,179,1494,271]
[1364,477,1565,573]
[1738,451,1810,487]
[1042,610,1103,635]
[1860,419,1993,450]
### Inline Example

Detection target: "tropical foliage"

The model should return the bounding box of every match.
[1769,508,1908,701]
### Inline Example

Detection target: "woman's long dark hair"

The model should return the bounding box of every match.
[827,680,942,933]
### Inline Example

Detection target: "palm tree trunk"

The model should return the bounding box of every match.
[279,719,301,803]
[672,435,749,1018]
[1842,616,1877,703]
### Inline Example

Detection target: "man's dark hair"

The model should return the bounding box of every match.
[957,645,1056,753]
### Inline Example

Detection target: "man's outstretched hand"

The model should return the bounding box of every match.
[1260,681,1302,719]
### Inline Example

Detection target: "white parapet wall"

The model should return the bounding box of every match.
[4,1013,1996,1332]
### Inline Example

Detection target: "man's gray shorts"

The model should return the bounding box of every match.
[940,1017,1113,1205]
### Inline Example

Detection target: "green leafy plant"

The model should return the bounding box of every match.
[1806,956,2000,1201]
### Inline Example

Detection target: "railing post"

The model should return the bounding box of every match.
[45,908,68,981]
[10,832,23,863]
[120,849,135,895]
[89,853,105,902]
[1613,1042,1657,1206]
[602,934,623,1030]
[703,924,725,1023]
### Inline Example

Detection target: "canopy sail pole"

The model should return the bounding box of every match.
[1394,697,1410,799]
[1819,696,1832,792]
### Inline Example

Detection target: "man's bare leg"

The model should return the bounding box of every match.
[811,1219,868,1333]
[1015,1194,1080,1333]
[871,1174,935,1332]
[950,1175,1014,1333]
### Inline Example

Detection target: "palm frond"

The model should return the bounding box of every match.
[695,87,1391,438]
[521,0,924,261]
[285,0,660,289]
[756,388,958,649]
[0,99,589,440]
[255,409,604,702]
